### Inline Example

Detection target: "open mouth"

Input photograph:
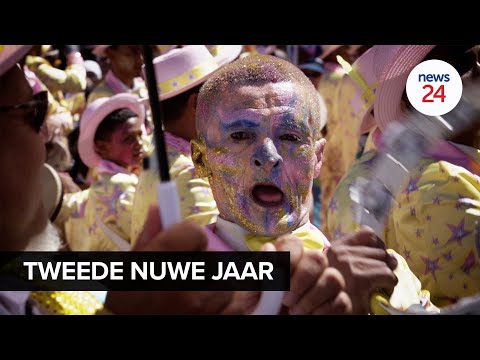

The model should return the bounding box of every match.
[251,184,285,207]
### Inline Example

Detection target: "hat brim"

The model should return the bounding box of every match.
[78,94,146,168]
[41,163,63,221]
[0,45,33,77]
[157,63,224,101]
[375,45,435,132]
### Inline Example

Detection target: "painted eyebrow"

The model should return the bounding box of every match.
[276,114,309,132]
[222,119,260,131]
[276,122,309,132]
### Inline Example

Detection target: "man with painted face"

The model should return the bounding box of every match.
[193,54,439,314]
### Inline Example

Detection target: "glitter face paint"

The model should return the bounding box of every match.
[199,81,324,236]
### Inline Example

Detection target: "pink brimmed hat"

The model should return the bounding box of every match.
[206,45,243,67]
[346,45,436,134]
[0,45,32,77]
[150,45,220,101]
[78,93,145,168]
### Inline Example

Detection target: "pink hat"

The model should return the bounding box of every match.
[346,45,436,134]
[92,45,111,58]
[150,45,220,101]
[206,45,243,67]
[0,45,32,77]
[41,163,63,221]
[78,93,145,168]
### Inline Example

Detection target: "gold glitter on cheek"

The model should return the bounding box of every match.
[294,143,312,158]
[297,183,311,200]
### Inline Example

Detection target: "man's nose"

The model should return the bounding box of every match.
[252,138,282,170]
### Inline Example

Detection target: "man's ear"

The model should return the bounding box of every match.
[191,139,210,178]
[188,92,199,113]
[94,140,109,159]
[313,138,326,178]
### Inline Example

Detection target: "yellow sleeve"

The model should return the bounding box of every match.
[170,154,219,226]
[87,81,115,104]
[319,74,360,238]
[370,250,437,314]
[26,56,86,94]
[387,160,480,303]
[85,173,137,251]
[130,155,218,245]
[54,189,90,243]
[327,151,439,313]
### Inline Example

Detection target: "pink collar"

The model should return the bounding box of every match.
[105,70,144,95]
[95,159,131,175]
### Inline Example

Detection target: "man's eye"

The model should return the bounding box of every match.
[280,134,301,142]
[231,132,253,141]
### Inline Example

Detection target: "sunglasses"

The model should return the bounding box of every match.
[0,90,48,133]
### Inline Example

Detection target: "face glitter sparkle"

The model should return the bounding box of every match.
[193,55,327,236]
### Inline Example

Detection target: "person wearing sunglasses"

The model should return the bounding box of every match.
[0,89,48,134]
[0,46,265,315]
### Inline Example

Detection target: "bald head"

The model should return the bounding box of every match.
[196,54,326,141]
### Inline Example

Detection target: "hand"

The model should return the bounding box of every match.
[326,226,398,314]
[266,235,352,315]
[105,205,258,315]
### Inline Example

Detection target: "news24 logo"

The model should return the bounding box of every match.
[406,59,463,116]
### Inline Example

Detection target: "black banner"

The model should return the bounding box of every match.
[0,252,290,291]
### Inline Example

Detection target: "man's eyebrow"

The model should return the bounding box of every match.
[222,119,260,130]
[276,113,309,130]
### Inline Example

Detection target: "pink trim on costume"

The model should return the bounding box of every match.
[427,141,480,176]
[165,131,191,155]
[95,159,131,175]
[105,70,130,95]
